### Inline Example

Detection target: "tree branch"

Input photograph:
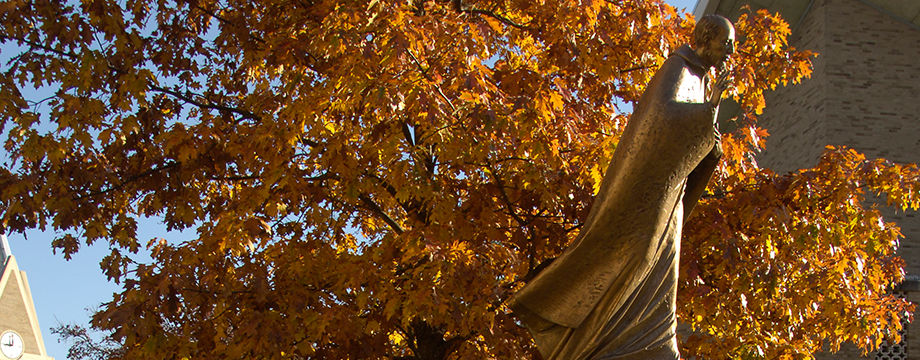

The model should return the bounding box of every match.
[363,171,430,224]
[148,85,261,122]
[619,65,654,73]
[406,50,458,115]
[207,174,261,181]
[2,34,263,124]
[486,165,528,227]
[73,162,179,200]
[463,8,532,30]
[0,35,77,59]
[358,194,405,234]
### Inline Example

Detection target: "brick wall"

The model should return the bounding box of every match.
[825,0,920,165]
[822,0,920,279]
[757,0,828,175]
[760,0,920,274]
[753,0,920,359]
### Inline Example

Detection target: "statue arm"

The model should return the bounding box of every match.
[649,59,721,222]
[655,61,719,131]
[682,139,721,222]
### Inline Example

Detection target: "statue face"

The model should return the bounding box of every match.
[702,24,735,69]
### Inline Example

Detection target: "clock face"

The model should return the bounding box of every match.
[0,331,23,360]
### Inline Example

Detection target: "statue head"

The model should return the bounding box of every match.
[691,14,735,69]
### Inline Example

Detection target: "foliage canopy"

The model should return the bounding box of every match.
[1,0,918,358]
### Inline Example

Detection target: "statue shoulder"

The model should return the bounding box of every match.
[659,55,691,76]
[647,55,694,92]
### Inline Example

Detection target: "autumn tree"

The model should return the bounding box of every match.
[0,0,917,358]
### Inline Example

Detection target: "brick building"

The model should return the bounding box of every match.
[694,0,920,359]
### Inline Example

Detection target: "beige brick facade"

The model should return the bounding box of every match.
[756,0,829,175]
[759,0,920,275]
[699,0,920,359]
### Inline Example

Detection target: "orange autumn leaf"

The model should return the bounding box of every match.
[1,1,915,359]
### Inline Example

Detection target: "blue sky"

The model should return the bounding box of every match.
[5,0,699,358]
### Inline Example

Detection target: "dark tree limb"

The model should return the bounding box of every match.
[149,85,261,122]
[358,194,405,234]
[462,8,532,30]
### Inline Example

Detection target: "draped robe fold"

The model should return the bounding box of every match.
[509,45,722,360]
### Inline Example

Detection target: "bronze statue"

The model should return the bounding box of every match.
[509,15,735,360]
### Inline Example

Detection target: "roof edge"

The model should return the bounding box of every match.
[0,233,10,262]
[693,0,718,19]
[856,0,920,33]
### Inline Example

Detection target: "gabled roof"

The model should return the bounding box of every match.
[0,255,54,359]
[694,0,920,31]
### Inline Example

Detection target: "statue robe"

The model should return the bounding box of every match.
[509,44,722,360]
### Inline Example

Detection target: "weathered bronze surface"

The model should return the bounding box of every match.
[509,15,735,360]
